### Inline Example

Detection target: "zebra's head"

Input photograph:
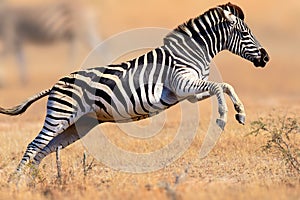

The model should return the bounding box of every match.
[218,3,270,67]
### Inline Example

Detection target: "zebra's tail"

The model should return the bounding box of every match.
[0,89,51,116]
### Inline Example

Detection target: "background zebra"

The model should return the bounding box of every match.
[0,1,101,84]
[0,3,269,177]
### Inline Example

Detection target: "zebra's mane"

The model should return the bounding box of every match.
[170,3,244,39]
[198,2,245,23]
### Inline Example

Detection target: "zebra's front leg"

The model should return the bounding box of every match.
[208,83,228,130]
[220,83,246,125]
[175,79,228,130]
[187,91,211,103]
[187,91,228,129]
[187,83,246,125]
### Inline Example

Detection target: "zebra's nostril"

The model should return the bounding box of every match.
[263,54,270,62]
[259,48,269,63]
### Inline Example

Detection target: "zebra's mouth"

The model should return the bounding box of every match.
[254,48,270,67]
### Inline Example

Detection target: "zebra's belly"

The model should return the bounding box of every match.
[90,87,178,123]
[85,79,180,122]
[92,101,169,123]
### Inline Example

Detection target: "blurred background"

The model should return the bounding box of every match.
[0,0,299,111]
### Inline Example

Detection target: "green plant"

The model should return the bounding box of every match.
[249,114,300,174]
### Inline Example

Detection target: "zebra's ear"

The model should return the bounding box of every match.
[216,7,237,23]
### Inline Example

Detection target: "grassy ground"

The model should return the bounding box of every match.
[0,0,299,199]
[0,107,299,200]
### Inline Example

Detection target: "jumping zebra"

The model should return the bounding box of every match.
[0,1,101,84]
[0,3,269,175]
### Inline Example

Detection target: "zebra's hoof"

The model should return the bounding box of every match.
[216,118,226,131]
[235,113,246,125]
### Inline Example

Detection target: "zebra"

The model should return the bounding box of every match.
[0,3,269,176]
[0,1,101,84]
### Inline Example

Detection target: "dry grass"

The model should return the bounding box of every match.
[0,107,299,200]
[0,0,300,199]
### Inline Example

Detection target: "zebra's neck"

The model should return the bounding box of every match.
[163,8,229,68]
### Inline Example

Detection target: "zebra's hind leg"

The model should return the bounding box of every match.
[32,115,100,173]
[13,110,82,178]
[7,128,58,183]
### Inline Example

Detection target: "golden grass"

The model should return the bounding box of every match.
[0,106,299,200]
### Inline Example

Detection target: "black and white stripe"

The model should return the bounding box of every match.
[0,3,269,174]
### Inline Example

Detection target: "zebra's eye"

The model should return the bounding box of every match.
[236,27,248,37]
[241,30,248,36]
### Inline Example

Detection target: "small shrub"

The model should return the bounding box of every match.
[249,114,300,174]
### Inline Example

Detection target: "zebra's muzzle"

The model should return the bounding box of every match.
[254,48,270,67]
